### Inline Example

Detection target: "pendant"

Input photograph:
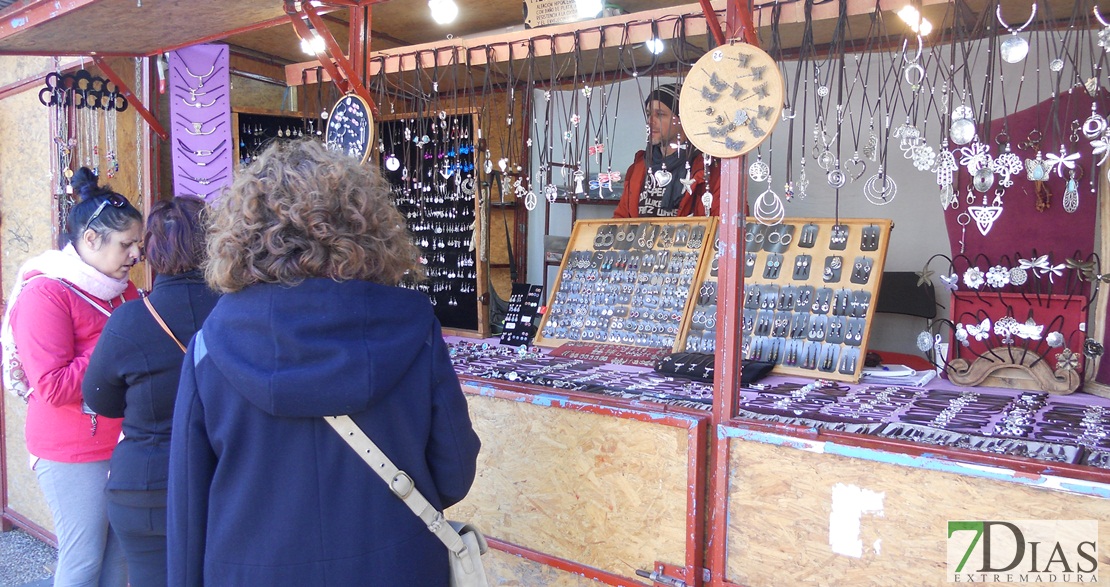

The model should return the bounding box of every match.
[680,169,696,195]
[1025,152,1050,181]
[968,195,1003,236]
[992,144,1022,187]
[911,144,936,171]
[1050,58,1064,72]
[972,167,995,192]
[846,154,866,181]
[1063,171,1079,213]
[935,149,957,186]
[653,169,673,187]
[544,184,559,203]
[748,156,769,182]
[939,183,957,210]
[1000,34,1029,63]
[701,190,713,213]
[524,190,537,211]
[864,168,897,205]
[384,154,401,171]
[753,186,784,226]
[950,118,976,145]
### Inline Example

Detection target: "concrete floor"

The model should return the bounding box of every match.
[0,528,56,587]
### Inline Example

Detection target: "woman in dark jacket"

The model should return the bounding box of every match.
[84,196,220,587]
[167,139,481,586]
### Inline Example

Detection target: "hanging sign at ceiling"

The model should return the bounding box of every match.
[523,0,586,28]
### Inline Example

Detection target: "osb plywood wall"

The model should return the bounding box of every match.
[230,74,289,113]
[483,548,609,586]
[0,56,53,88]
[1,83,58,533]
[2,56,148,532]
[448,389,690,581]
[726,437,1110,587]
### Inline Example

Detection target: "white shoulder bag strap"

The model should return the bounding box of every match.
[323,415,471,559]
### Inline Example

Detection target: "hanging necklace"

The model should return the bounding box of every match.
[997,3,1037,64]
[177,46,224,89]
[105,100,118,178]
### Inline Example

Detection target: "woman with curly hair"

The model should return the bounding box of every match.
[167,139,481,586]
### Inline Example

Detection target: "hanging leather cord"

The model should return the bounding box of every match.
[487,169,518,283]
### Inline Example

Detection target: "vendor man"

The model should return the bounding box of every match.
[613,83,720,218]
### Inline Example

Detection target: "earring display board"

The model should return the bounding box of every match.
[500,284,544,347]
[678,222,722,355]
[738,217,893,383]
[379,112,488,337]
[534,217,717,350]
[324,93,374,165]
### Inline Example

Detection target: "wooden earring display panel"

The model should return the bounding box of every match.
[534,217,717,350]
[739,217,893,383]
[679,222,722,355]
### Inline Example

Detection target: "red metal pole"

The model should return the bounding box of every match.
[697,0,726,46]
[707,0,759,584]
[91,55,168,142]
[302,2,377,115]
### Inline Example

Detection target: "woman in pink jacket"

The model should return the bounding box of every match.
[4,167,142,586]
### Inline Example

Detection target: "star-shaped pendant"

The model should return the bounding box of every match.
[916,264,935,287]
[679,170,696,195]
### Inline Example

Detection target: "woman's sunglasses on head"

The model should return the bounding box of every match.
[83,194,129,233]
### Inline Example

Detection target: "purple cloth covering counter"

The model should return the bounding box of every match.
[445,337,1110,469]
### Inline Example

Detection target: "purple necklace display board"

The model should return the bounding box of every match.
[169,44,232,202]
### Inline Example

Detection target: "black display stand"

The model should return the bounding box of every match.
[379,113,485,335]
[500,284,544,347]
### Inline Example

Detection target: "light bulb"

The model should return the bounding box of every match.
[576,0,603,18]
[645,37,666,55]
[428,0,458,25]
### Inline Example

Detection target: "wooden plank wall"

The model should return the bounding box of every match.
[2,56,67,534]
[449,385,693,582]
[725,433,1110,587]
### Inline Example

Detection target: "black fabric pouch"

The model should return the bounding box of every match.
[655,352,775,385]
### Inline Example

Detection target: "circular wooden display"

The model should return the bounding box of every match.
[324,93,374,165]
[680,43,784,159]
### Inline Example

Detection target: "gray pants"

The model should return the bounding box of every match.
[34,458,127,587]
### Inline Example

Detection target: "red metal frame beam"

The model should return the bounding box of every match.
[301,1,376,114]
[729,0,760,45]
[698,0,726,45]
[91,55,168,141]
[0,70,49,101]
[489,539,653,587]
[152,14,292,58]
[287,11,350,95]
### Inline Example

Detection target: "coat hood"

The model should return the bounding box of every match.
[199,278,436,418]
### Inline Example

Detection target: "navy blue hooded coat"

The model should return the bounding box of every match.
[167,278,481,586]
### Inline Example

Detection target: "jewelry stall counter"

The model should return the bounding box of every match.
[716,377,1110,587]
[443,338,712,587]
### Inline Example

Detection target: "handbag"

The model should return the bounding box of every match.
[2,275,113,402]
[324,415,490,587]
